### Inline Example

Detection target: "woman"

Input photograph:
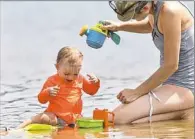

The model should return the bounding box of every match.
[102,1,194,124]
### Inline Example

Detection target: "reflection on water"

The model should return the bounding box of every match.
[1,120,194,139]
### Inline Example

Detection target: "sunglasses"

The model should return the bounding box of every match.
[109,1,139,16]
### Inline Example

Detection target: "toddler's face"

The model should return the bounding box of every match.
[57,59,82,83]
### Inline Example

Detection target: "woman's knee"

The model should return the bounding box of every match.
[113,106,133,124]
[114,116,130,124]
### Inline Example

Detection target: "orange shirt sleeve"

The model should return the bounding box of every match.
[82,75,100,95]
[37,78,54,104]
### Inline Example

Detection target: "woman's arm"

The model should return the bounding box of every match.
[118,16,153,33]
[135,6,181,95]
[102,16,153,33]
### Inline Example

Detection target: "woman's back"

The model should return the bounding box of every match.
[152,1,194,93]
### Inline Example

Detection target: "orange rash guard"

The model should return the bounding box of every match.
[37,74,100,124]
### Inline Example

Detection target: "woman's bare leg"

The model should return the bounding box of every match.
[112,84,194,124]
[17,112,58,128]
[132,108,194,124]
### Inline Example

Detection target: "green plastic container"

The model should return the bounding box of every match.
[78,128,103,136]
[76,118,104,128]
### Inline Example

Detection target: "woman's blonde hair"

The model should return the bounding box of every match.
[56,46,83,65]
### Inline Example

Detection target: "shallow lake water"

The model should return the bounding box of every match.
[1,1,194,139]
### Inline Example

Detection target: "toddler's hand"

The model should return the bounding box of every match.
[48,85,60,97]
[87,73,99,83]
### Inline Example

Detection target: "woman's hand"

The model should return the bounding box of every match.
[117,89,141,104]
[100,20,121,32]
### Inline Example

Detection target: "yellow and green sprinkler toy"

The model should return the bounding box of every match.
[79,21,121,49]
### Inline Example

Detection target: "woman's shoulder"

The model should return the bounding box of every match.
[161,2,181,16]
[161,1,193,18]
[160,2,193,30]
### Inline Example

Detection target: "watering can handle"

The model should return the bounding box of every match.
[108,112,115,126]
[79,25,88,36]
[99,21,121,45]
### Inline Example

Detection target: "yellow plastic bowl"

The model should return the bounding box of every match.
[24,124,56,131]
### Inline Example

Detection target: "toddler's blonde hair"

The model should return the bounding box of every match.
[56,46,83,65]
